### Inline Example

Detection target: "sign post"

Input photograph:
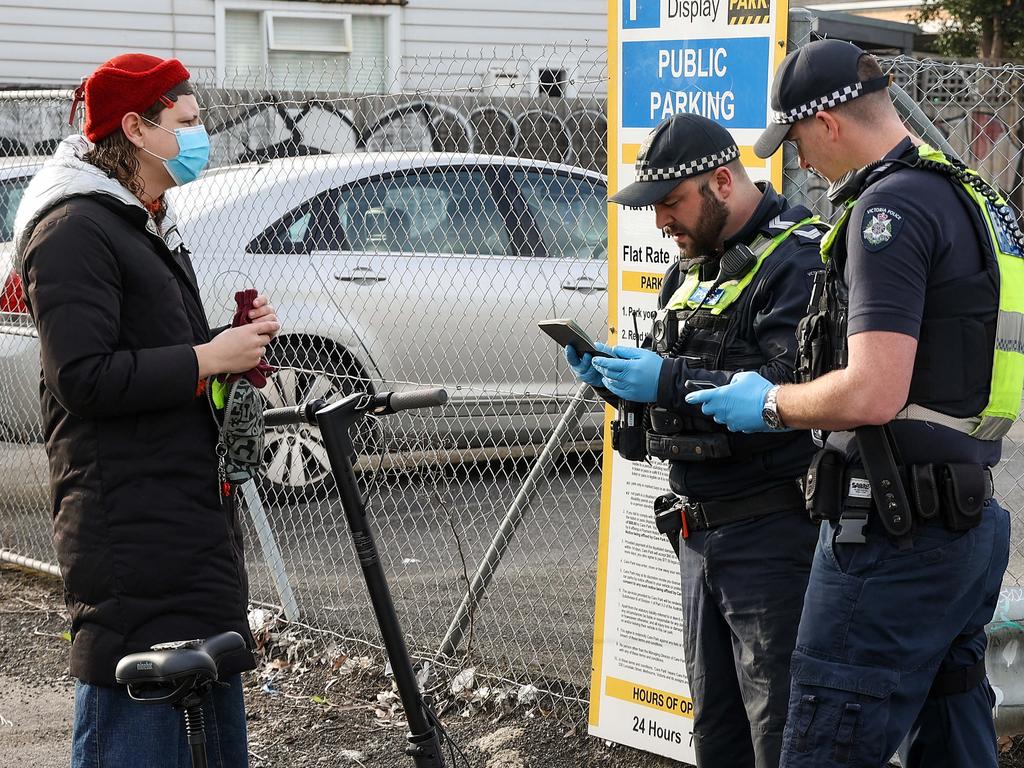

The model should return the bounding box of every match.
[589,0,789,761]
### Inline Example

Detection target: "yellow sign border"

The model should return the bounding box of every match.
[588,0,621,728]
[590,0,790,732]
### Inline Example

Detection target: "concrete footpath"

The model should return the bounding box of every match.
[0,671,72,767]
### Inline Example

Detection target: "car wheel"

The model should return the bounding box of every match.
[260,337,375,502]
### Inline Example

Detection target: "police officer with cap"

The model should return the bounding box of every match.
[566,113,824,768]
[689,40,1017,768]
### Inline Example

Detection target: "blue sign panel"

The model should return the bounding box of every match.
[621,37,770,129]
[623,0,660,29]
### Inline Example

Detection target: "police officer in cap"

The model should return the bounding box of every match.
[566,113,824,768]
[689,40,1017,767]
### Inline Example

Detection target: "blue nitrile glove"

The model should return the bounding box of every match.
[591,345,663,403]
[684,370,775,433]
[565,343,610,388]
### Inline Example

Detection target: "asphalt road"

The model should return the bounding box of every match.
[246,449,603,693]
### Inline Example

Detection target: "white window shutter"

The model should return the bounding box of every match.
[269,15,351,52]
[226,10,389,93]
[351,15,387,92]
[352,15,386,58]
[224,10,263,80]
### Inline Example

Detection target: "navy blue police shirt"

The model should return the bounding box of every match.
[655,183,823,501]
[827,136,1001,467]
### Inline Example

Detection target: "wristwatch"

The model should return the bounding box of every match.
[762,385,785,431]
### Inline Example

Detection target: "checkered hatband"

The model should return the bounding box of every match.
[771,82,865,124]
[770,75,891,125]
[635,145,740,182]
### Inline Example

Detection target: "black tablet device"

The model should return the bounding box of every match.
[538,318,613,358]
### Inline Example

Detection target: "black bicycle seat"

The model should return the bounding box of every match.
[115,631,246,703]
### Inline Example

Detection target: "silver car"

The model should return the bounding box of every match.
[0,157,44,442]
[1,153,609,496]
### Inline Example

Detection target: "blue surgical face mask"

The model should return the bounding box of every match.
[141,117,210,186]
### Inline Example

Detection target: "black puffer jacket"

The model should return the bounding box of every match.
[16,137,255,685]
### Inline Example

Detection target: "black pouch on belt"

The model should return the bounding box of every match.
[612,400,647,461]
[804,448,844,522]
[649,407,684,435]
[647,432,731,462]
[653,492,683,556]
[940,464,986,532]
[909,464,941,521]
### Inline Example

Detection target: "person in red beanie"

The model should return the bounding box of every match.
[13,53,279,767]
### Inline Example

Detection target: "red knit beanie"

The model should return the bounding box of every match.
[71,53,191,142]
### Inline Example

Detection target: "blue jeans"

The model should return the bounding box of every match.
[679,509,819,768]
[72,674,248,768]
[779,500,1009,768]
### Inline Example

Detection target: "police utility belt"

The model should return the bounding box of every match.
[653,482,805,557]
[647,407,734,462]
[612,393,757,464]
[804,446,993,545]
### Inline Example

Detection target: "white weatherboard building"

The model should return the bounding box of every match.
[0,0,607,96]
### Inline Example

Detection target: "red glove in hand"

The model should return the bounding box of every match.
[223,288,275,388]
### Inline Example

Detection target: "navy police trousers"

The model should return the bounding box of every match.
[779,499,1009,768]
[679,508,819,768]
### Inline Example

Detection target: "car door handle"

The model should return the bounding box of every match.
[561,277,607,293]
[334,267,387,283]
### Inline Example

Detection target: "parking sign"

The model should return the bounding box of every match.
[623,0,660,28]
[590,1,789,764]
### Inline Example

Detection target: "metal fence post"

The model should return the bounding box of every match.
[0,549,60,578]
[788,7,813,49]
[890,83,961,161]
[239,479,300,622]
[782,9,814,207]
[435,383,594,660]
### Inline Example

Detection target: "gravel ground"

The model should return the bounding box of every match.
[4,564,1024,767]
[0,564,681,768]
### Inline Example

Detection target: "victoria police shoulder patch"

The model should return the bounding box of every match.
[861,206,904,252]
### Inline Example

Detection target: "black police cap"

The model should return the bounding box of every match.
[754,39,890,159]
[609,114,739,208]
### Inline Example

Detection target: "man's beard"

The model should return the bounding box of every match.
[667,186,729,270]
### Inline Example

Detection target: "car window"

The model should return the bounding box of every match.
[513,171,607,260]
[247,191,340,254]
[337,169,510,255]
[0,174,32,242]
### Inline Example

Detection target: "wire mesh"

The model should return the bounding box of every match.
[0,46,611,719]
[4,40,1024,726]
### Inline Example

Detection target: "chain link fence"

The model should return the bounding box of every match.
[5,28,1024,727]
[0,44,612,718]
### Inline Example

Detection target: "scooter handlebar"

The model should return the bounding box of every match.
[379,388,448,414]
[263,389,447,426]
[263,405,307,427]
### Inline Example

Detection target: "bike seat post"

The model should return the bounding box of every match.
[181,691,209,768]
[115,632,245,768]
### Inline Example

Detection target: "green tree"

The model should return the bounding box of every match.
[917,0,1024,61]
